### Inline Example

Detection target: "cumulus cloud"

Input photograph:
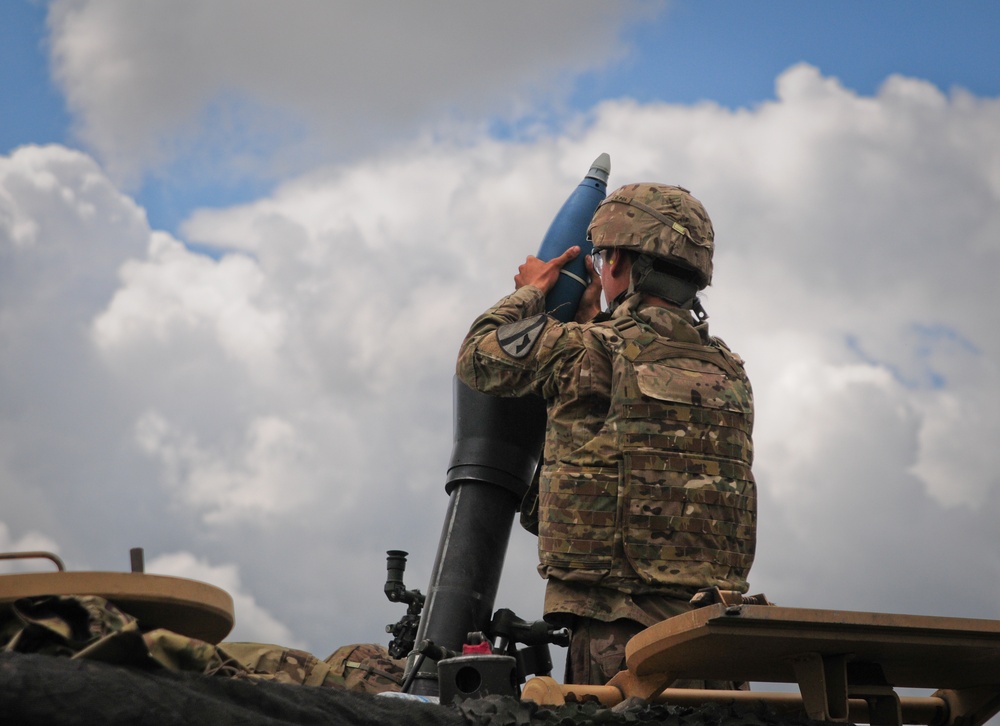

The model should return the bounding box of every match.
[0,144,165,571]
[3,64,1000,657]
[46,0,655,184]
[0,523,62,574]
[134,410,314,525]
[93,231,286,378]
[146,551,305,648]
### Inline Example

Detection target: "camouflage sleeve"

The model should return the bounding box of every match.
[456,285,580,399]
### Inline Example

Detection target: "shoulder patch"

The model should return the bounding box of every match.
[497,315,548,358]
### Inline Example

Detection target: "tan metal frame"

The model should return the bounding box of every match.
[0,571,235,643]
[523,604,1000,726]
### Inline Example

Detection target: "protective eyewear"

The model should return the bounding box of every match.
[591,248,614,275]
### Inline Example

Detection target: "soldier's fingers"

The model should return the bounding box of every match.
[551,246,581,268]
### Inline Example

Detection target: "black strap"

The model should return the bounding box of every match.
[631,255,699,309]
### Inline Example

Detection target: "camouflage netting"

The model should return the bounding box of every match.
[455,695,836,726]
[0,652,459,726]
[0,652,841,726]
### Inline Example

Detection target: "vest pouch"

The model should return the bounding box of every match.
[633,361,752,415]
[537,464,620,581]
[620,452,754,590]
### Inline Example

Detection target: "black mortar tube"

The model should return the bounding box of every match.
[405,383,546,695]
[405,155,611,696]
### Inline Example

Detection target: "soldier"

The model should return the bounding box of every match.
[456,183,756,686]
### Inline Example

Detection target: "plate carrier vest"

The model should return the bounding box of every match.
[537,314,756,594]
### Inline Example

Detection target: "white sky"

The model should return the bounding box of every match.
[2,1,999,668]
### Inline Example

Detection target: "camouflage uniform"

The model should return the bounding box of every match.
[2,594,243,678]
[456,282,755,684]
[2,594,405,693]
[324,643,405,694]
[224,641,404,692]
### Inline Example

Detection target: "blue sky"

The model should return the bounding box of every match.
[578,1,1000,107]
[1,1,69,149]
[5,1,1000,234]
[2,0,1000,664]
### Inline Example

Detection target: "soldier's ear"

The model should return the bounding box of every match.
[610,250,632,278]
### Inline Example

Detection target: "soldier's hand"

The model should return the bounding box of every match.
[514,246,581,293]
[574,253,602,323]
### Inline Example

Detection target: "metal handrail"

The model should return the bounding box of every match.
[0,551,66,572]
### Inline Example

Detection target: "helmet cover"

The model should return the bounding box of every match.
[587,183,714,287]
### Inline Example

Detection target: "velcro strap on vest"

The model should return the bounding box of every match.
[624,432,750,460]
[630,338,744,378]
[627,512,755,541]
[539,491,617,527]
[616,324,743,381]
[627,452,753,482]
[645,545,755,570]
[627,481,755,510]
[539,536,613,556]
[622,403,752,433]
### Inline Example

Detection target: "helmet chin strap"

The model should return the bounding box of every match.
[691,297,708,322]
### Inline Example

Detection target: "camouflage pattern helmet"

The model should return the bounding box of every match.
[587,183,715,288]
